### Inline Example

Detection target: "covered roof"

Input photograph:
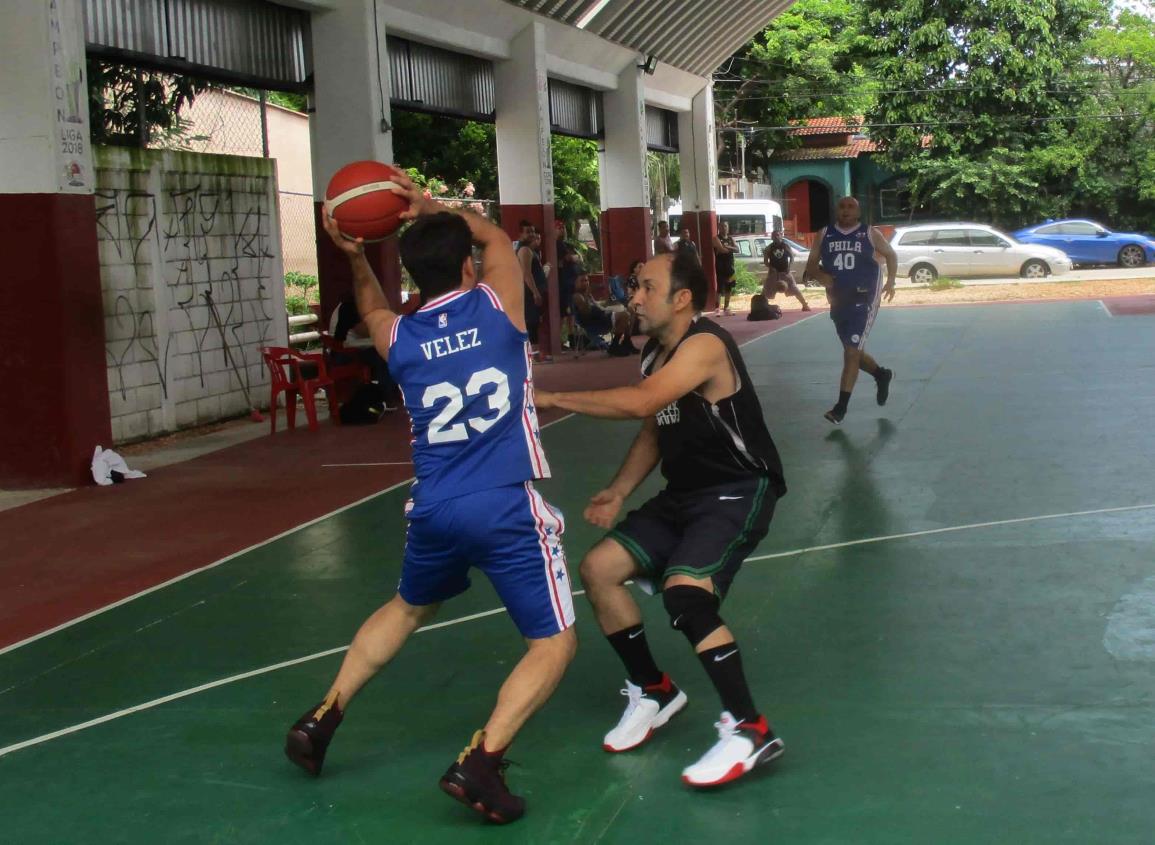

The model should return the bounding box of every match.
[501,0,796,78]
[772,138,879,161]
[789,116,866,136]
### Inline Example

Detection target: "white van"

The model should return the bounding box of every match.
[668,198,785,236]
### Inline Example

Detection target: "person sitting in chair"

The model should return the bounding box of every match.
[330,296,399,409]
[572,273,637,357]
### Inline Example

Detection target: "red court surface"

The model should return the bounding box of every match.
[0,310,815,650]
[1102,294,1155,316]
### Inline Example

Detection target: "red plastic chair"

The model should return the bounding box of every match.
[261,346,337,433]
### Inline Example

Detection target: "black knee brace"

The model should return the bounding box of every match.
[663,585,723,647]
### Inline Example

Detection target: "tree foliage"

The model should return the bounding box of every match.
[87,60,209,147]
[859,0,1109,226]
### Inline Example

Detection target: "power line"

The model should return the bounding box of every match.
[732,112,1146,132]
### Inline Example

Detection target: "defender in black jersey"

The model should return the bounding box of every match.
[536,251,788,788]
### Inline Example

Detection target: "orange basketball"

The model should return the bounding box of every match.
[324,161,410,242]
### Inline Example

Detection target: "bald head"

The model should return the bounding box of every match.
[836,196,861,228]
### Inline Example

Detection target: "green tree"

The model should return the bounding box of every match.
[714,0,878,180]
[391,112,499,200]
[859,0,1108,227]
[87,60,209,147]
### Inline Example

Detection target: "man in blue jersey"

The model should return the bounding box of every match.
[803,196,897,424]
[284,172,576,825]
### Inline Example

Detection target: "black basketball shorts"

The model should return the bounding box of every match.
[606,476,777,597]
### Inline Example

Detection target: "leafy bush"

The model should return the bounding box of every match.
[732,264,763,294]
[285,271,318,291]
[928,276,963,291]
[285,294,312,316]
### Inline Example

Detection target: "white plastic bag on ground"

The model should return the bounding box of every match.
[91,446,147,486]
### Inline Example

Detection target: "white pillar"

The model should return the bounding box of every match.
[494,22,554,208]
[677,84,716,214]
[600,65,649,210]
[309,0,394,198]
[1,0,94,194]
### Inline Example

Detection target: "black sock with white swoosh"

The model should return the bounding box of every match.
[698,642,759,725]
[607,624,664,687]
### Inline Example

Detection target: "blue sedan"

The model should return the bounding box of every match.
[1012,219,1155,268]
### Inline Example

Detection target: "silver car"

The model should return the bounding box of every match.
[732,234,810,277]
[891,223,1072,284]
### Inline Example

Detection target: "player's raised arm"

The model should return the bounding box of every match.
[321,213,398,359]
[388,171,525,325]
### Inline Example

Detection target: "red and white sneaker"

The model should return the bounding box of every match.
[681,712,784,787]
[602,674,687,752]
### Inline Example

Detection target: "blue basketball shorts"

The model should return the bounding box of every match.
[830,283,883,349]
[398,482,575,639]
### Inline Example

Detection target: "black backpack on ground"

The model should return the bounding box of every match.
[339,382,387,425]
[747,294,782,321]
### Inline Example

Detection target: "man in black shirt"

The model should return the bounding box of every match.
[535,251,787,789]
[762,229,811,311]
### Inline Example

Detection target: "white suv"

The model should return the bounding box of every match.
[891,223,1072,284]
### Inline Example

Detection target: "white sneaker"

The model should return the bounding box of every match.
[602,676,688,752]
[681,711,784,787]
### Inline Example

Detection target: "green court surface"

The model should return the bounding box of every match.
[2,300,1154,844]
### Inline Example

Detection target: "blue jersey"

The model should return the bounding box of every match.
[387,284,550,503]
[821,224,882,301]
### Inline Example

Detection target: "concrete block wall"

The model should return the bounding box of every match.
[93,147,287,443]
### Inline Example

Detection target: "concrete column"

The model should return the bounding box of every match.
[677,84,719,310]
[309,0,401,322]
[0,0,111,487]
[495,22,559,357]
[598,63,652,279]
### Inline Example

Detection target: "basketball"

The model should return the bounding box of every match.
[324,161,410,242]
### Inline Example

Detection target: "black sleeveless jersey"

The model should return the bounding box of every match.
[641,317,787,496]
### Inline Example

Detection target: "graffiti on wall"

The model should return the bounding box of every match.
[95,176,276,405]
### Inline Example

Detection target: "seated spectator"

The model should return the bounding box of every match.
[571,272,637,357]
[330,296,399,409]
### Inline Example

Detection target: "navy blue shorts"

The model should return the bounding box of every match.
[830,284,882,349]
[399,482,575,639]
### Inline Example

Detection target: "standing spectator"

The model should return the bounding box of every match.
[676,226,699,257]
[556,222,581,340]
[654,220,674,255]
[513,219,534,252]
[762,229,811,311]
[518,231,549,356]
[712,221,739,316]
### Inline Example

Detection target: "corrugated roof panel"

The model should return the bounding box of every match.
[84,0,309,88]
[500,0,794,77]
[387,36,496,120]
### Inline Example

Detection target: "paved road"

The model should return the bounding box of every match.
[900,266,1155,287]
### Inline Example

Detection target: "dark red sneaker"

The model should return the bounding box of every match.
[439,731,526,824]
[285,693,344,776]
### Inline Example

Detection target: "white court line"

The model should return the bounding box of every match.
[4,500,1153,760]
[0,411,573,658]
[323,462,413,467]
[746,502,1155,564]
[0,316,807,655]
[0,596,583,760]
[1098,299,1113,317]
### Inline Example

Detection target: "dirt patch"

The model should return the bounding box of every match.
[728,277,1155,313]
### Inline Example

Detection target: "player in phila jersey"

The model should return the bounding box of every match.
[803,196,898,424]
[284,171,575,825]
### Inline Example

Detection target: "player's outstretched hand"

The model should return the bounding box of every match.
[388,169,441,220]
[585,489,624,529]
[322,212,365,258]
[883,280,896,302]
[534,389,556,410]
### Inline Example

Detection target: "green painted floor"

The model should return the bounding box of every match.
[2,301,1154,844]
